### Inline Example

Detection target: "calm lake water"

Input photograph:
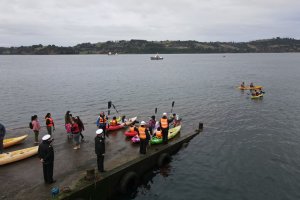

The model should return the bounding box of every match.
[1,53,300,200]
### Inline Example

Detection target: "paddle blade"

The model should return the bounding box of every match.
[172,101,175,107]
[108,110,110,115]
[108,101,112,109]
[155,108,157,114]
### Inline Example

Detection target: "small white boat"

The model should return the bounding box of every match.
[150,54,163,60]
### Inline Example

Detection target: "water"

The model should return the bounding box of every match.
[1,53,300,200]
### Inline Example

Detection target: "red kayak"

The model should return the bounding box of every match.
[124,131,138,137]
[106,124,125,131]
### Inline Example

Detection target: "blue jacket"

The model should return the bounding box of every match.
[0,123,6,138]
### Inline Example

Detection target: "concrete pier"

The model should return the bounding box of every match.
[59,127,202,200]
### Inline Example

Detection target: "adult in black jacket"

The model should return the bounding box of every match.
[0,122,6,154]
[95,129,105,172]
[38,134,55,184]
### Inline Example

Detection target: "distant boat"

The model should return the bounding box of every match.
[108,52,118,55]
[150,53,163,60]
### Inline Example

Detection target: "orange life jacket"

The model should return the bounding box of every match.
[139,127,146,139]
[99,116,107,123]
[130,127,135,132]
[160,118,168,128]
[156,130,162,138]
[46,118,54,127]
[110,119,117,126]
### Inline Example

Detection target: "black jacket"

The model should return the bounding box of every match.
[38,141,54,164]
[95,135,105,155]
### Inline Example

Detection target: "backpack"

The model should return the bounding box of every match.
[29,122,33,129]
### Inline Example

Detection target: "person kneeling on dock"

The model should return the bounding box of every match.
[138,121,150,154]
[95,129,105,172]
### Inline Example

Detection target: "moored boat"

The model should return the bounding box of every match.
[4,134,28,148]
[150,125,181,144]
[0,146,38,166]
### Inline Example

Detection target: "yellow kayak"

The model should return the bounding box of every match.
[251,94,264,99]
[3,134,28,148]
[238,86,263,90]
[0,146,38,166]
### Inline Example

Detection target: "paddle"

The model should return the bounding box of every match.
[170,101,175,113]
[108,101,112,116]
[112,103,119,113]
[155,108,157,114]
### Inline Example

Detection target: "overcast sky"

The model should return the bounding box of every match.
[0,0,299,46]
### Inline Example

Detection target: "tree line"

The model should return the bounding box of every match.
[0,37,299,55]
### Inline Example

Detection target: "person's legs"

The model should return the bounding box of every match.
[34,130,39,143]
[0,137,3,154]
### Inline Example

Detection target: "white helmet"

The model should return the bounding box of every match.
[163,113,167,116]
[140,121,146,125]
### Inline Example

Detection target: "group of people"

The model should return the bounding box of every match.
[1,110,181,185]
[128,113,181,155]
[64,111,85,150]
[251,88,264,96]
[240,82,255,88]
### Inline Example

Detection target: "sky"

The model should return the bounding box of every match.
[0,0,299,46]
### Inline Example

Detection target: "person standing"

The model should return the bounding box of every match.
[138,121,150,154]
[95,129,105,172]
[45,113,55,135]
[31,115,41,144]
[96,112,109,138]
[148,115,156,135]
[64,111,72,124]
[76,116,85,141]
[0,122,6,154]
[71,117,81,150]
[38,134,55,184]
[160,113,174,144]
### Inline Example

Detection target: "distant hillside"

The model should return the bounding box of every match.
[0,37,299,55]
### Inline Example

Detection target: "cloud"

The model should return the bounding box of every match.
[0,0,299,46]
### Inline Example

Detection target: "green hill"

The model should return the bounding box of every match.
[0,37,299,55]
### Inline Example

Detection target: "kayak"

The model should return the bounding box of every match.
[238,86,263,90]
[3,135,28,148]
[124,117,137,126]
[151,125,181,145]
[0,146,38,166]
[106,124,125,131]
[125,130,138,137]
[131,135,140,143]
[251,94,263,99]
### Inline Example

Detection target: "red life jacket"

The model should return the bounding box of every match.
[46,118,54,127]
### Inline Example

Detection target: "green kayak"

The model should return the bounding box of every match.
[150,125,182,145]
